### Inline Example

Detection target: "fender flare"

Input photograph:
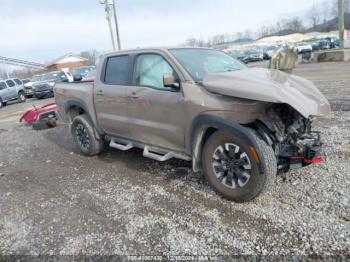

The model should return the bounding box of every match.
[64,98,104,139]
[190,114,266,174]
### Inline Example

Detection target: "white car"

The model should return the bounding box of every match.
[296,42,312,53]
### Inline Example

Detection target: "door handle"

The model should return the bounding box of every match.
[129,91,138,99]
[96,90,104,96]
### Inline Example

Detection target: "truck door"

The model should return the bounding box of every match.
[126,53,186,151]
[93,55,131,137]
[5,80,17,99]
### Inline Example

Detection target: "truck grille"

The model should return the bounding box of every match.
[34,84,51,92]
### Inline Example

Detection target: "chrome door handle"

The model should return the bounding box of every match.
[96,90,104,96]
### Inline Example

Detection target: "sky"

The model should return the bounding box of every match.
[0,0,326,64]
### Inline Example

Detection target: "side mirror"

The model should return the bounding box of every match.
[163,74,179,89]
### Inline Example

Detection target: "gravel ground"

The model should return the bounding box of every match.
[0,62,349,257]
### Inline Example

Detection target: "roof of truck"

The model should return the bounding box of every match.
[104,46,213,56]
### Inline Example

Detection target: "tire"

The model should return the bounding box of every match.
[71,114,104,156]
[18,91,26,103]
[201,129,277,202]
[0,98,3,109]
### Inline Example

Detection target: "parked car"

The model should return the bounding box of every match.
[22,78,30,85]
[54,47,330,202]
[295,42,313,53]
[311,41,321,51]
[324,37,337,48]
[228,50,249,64]
[0,78,26,108]
[318,39,331,50]
[24,74,43,98]
[33,71,72,99]
[244,49,264,63]
[263,46,278,59]
[334,39,340,48]
[73,66,95,81]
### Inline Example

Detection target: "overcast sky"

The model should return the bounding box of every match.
[0,0,325,63]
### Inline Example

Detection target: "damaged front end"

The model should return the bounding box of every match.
[256,104,325,172]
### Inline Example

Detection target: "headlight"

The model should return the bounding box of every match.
[48,82,55,87]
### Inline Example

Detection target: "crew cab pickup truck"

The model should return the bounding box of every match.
[54,47,331,202]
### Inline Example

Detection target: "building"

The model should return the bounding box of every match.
[46,54,89,73]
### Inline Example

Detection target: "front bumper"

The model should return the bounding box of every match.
[25,89,34,96]
[277,132,325,170]
[34,89,53,98]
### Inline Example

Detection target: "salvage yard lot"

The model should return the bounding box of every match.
[0,61,349,256]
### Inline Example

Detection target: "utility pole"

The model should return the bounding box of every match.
[99,0,117,51]
[338,0,345,49]
[112,0,121,50]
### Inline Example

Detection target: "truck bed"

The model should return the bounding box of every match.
[54,81,96,124]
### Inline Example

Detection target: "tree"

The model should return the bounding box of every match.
[257,24,270,38]
[80,50,98,65]
[308,3,321,29]
[286,17,305,33]
[321,1,331,23]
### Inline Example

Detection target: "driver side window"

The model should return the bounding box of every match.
[134,54,175,89]
[0,82,7,90]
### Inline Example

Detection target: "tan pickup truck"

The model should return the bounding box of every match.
[54,47,330,202]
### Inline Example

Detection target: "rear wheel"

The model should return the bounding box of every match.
[18,91,26,103]
[201,129,277,202]
[71,114,104,156]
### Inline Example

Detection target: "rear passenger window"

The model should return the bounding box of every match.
[104,55,129,85]
[0,82,7,90]
[6,80,15,87]
[14,79,22,85]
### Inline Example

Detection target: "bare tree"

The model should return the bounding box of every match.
[257,25,270,38]
[308,3,321,29]
[321,1,331,23]
[80,50,98,65]
[236,31,243,40]
[346,0,350,13]
[285,17,305,33]
[243,29,253,39]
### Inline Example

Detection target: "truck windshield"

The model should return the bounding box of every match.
[169,48,246,82]
[42,72,59,81]
[31,75,42,82]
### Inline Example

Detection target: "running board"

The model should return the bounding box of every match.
[110,138,134,151]
[108,136,191,162]
[143,146,191,162]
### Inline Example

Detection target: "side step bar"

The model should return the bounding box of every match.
[143,146,191,162]
[108,137,191,162]
[110,138,134,151]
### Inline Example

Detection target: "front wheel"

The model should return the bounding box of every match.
[18,91,26,103]
[71,114,104,156]
[201,129,277,202]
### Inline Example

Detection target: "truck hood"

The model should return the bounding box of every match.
[202,68,331,118]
